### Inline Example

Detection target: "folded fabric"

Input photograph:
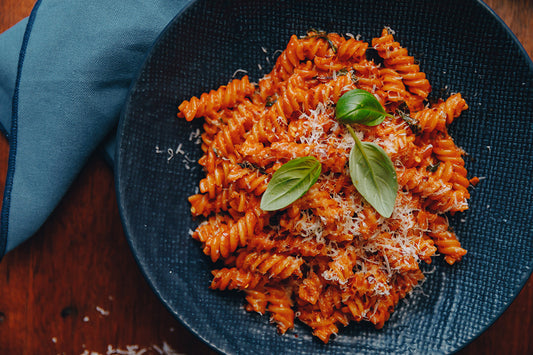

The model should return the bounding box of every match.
[0,0,193,258]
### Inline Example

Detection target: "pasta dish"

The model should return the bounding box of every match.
[177,28,475,343]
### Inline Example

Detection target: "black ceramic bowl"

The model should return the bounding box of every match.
[116,0,533,353]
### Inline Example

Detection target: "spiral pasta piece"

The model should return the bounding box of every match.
[352,59,383,99]
[298,306,348,344]
[298,271,323,304]
[189,185,260,217]
[429,216,467,264]
[248,230,327,257]
[304,73,354,110]
[372,28,431,108]
[177,76,255,121]
[245,287,269,314]
[193,210,259,262]
[266,286,295,334]
[210,268,263,290]
[397,166,469,213]
[336,36,368,62]
[412,93,468,133]
[273,33,330,81]
[235,249,304,279]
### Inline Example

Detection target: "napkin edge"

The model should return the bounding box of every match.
[0,0,43,259]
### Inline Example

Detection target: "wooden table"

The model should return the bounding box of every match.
[0,1,531,354]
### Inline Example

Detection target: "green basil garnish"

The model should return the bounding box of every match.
[346,125,398,218]
[260,156,321,211]
[335,89,392,126]
[397,106,421,134]
[336,90,398,218]
[426,162,440,173]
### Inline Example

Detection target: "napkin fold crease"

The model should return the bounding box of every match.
[0,0,193,259]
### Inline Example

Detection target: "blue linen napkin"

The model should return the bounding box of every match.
[0,0,193,258]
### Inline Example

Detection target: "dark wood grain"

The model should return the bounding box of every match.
[0,1,531,354]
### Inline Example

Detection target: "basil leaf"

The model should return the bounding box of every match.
[335,89,390,126]
[260,156,321,211]
[348,131,398,218]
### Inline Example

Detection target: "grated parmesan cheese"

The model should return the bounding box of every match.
[232,69,248,78]
[96,306,110,317]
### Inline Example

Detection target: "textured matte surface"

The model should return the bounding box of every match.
[115,0,533,354]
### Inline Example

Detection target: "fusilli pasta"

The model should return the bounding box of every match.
[177,28,474,343]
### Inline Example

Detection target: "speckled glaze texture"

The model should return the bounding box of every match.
[115,0,533,354]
